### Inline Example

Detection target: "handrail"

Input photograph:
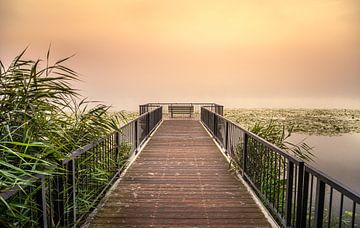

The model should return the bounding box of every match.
[140,102,223,116]
[0,174,43,200]
[62,107,162,164]
[201,107,360,228]
[305,164,360,203]
[204,106,302,163]
[1,106,163,227]
[142,102,222,105]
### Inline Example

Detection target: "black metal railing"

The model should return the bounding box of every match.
[201,107,360,228]
[140,102,223,117]
[1,107,162,227]
[0,174,49,227]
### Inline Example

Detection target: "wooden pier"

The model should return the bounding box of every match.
[87,120,271,227]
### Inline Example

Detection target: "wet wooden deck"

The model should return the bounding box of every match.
[88,120,272,227]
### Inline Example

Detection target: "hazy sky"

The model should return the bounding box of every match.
[1,0,359,110]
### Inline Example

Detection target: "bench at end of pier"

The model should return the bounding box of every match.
[168,105,194,118]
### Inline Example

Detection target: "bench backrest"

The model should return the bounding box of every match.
[168,105,194,113]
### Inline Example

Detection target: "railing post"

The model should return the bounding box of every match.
[216,105,224,116]
[314,179,325,227]
[147,112,150,136]
[115,131,120,168]
[300,170,310,228]
[286,160,294,227]
[213,113,217,137]
[201,107,203,122]
[295,162,305,228]
[242,132,248,176]
[35,176,48,228]
[158,107,162,123]
[134,120,138,154]
[170,104,173,118]
[207,109,210,129]
[67,159,76,226]
[224,121,229,154]
[53,174,65,225]
[160,106,163,121]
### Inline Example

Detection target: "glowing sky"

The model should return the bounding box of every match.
[1,0,359,110]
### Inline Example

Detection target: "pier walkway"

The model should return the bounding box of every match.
[88,120,271,227]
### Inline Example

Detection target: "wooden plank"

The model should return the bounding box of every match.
[88,120,272,227]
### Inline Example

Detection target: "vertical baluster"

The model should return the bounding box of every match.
[295,162,304,228]
[281,159,286,216]
[67,159,76,226]
[339,194,344,228]
[264,146,270,199]
[314,179,325,227]
[293,165,298,226]
[269,149,274,204]
[242,133,248,177]
[351,202,356,227]
[107,137,110,172]
[286,160,294,227]
[272,152,277,208]
[301,170,310,228]
[54,171,65,225]
[224,121,229,154]
[35,176,48,228]
[135,120,138,154]
[260,144,265,193]
[115,131,120,169]
[326,187,333,228]
[276,153,281,212]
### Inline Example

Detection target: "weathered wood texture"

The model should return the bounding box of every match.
[88,120,271,227]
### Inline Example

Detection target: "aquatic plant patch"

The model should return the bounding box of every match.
[225,109,360,136]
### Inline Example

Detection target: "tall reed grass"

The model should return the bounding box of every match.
[0,49,128,226]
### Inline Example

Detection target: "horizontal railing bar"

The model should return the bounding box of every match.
[62,107,162,164]
[122,107,162,128]
[305,164,360,203]
[144,102,220,105]
[1,174,43,200]
[62,137,107,165]
[203,107,302,163]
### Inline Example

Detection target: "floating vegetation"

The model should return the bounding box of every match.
[225,109,360,136]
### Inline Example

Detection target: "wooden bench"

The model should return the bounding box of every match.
[168,105,194,118]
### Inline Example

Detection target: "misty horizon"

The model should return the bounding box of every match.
[1,0,359,110]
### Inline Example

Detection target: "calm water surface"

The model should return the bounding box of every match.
[289,133,360,193]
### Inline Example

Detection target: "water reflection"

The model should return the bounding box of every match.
[289,133,360,193]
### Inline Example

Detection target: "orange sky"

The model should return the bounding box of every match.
[1,0,359,110]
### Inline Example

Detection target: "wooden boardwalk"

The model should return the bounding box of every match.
[88,120,272,227]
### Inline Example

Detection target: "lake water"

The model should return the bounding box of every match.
[289,133,360,193]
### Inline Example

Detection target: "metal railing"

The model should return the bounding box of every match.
[139,102,223,117]
[0,174,48,227]
[201,107,360,228]
[1,107,162,227]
